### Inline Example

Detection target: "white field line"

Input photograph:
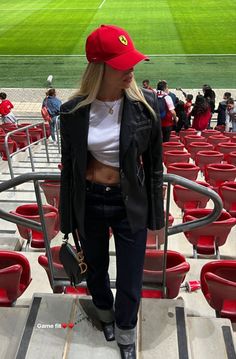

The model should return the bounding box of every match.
[0,54,235,57]
[99,0,106,9]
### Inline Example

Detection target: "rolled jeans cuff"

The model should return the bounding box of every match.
[115,324,136,345]
[95,306,115,323]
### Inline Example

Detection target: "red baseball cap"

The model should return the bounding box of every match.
[86,24,149,71]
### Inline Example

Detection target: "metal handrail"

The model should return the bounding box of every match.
[55,117,61,154]
[0,172,223,293]
[4,122,50,179]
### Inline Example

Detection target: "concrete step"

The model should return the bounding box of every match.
[139,299,236,359]
[12,163,59,169]
[187,316,236,359]
[139,298,191,358]
[0,307,29,359]
[1,168,59,176]
[2,294,236,359]
[0,191,37,202]
[0,218,17,232]
[0,235,22,251]
[14,293,121,359]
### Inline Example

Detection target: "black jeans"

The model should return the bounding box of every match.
[79,181,147,330]
[162,126,172,142]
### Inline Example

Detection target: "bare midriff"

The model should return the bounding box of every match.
[86,153,120,185]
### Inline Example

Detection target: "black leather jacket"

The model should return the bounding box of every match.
[59,89,164,237]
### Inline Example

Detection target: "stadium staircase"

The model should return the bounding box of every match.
[0,122,235,359]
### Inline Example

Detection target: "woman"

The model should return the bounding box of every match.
[225,97,236,132]
[59,24,164,359]
[42,88,61,144]
[191,94,211,134]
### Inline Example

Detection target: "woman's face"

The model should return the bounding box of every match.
[102,64,134,90]
[227,103,234,111]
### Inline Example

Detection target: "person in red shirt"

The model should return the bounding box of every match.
[0,92,17,123]
[191,95,211,134]
[156,80,177,142]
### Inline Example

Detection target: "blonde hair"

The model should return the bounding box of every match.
[70,62,156,119]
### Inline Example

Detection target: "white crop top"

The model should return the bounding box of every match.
[88,98,123,167]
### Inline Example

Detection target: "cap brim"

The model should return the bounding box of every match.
[106,49,149,71]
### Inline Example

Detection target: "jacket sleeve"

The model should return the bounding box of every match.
[59,106,76,234]
[143,90,165,230]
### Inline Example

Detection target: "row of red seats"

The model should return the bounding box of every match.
[163,131,236,257]
[0,122,50,160]
[1,249,235,324]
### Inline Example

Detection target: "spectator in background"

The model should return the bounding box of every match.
[176,88,193,126]
[225,97,236,132]
[174,99,189,133]
[160,80,178,106]
[142,79,155,92]
[156,80,177,142]
[191,94,211,134]
[42,88,62,144]
[202,84,216,128]
[0,92,17,124]
[215,92,231,127]
[202,84,216,112]
[183,94,193,126]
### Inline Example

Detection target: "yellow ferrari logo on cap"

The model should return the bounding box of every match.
[119,35,128,45]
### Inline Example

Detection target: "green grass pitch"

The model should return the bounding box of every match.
[0,0,235,88]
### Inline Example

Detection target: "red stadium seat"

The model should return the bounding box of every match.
[169,134,180,142]
[205,163,236,190]
[201,129,220,139]
[38,246,66,293]
[28,127,43,142]
[40,180,61,209]
[0,124,17,132]
[187,141,213,160]
[215,142,236,162]
[207,134,230,150]
[218,181,236,217]
[162,141,185,154]
[146,212,174,249]
[183,209,236,258]
[231,136,236,143]
[167,162,200,181]
[0,251,31,306]
[195,150,224,173]
[163,149,190,168]
[17,123,31,128]
[179,128,197,143]
[142,250,190,299]
[227,151,236,166]
[0,137,17,160]
[200,260,236,322]
[224,132,236,140]
[184,135,206,149]
[10,204,59,249]
[10,131,30,150]
[173,181,212,211]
